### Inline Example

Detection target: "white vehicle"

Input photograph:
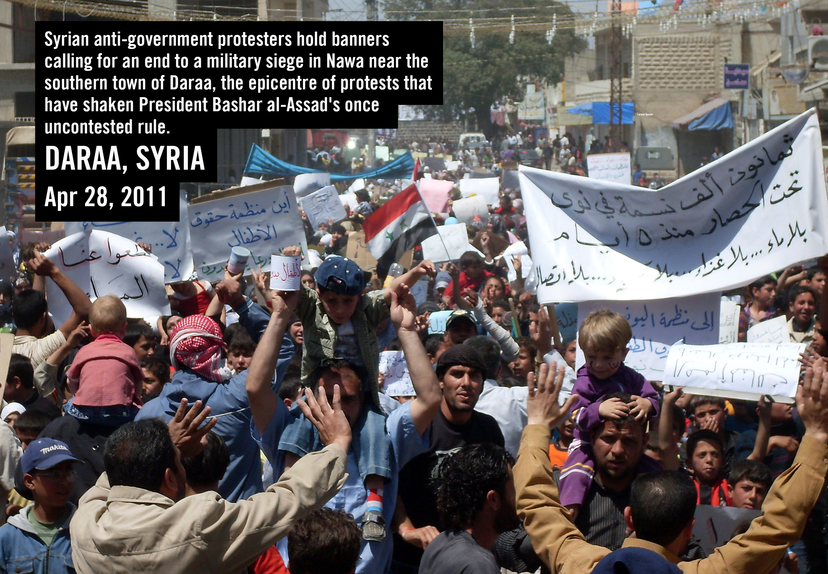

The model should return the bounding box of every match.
[459,132,488,149]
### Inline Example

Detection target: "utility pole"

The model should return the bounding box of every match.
[609,0,623,148]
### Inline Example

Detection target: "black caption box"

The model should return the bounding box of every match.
[36,20,443,222]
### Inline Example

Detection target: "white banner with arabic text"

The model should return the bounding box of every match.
[521,109,828,302]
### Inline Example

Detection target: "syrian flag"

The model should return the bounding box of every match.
[412,158,421,181]
[363,183,437,279]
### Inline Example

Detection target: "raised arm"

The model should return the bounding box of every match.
[385,260,436,306]
[28,251,91,337]
[657,387,682,471]
[245,291,298,436]
[392,286,442,435]
[746,397,772,462]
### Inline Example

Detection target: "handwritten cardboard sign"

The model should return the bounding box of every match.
[452,195,489,225]
[65,191,195,283]
[586,152,632,184]
[577,294,720,381]
[746,315,787,344]
[379,350,412,390]
[421,224,472,263]
[187,183,308,281]
[293,172,331,198]
[555,303,578,343]
[410,276,430,306]
[419,178,453,213]
[663,342,805,402]
[522,109,828,303]
[299,185,347,231]
[719,298,740,344]
[270,255,302,291]
[43,230,170,326]
[428,310,452,334]
[459,177,500,205]
[345,231,378,271]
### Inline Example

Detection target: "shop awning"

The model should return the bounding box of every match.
[673,98,734,131]
[566,102,635,125]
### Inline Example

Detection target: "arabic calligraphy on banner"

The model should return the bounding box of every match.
[65,191,194,284]
[43,230,170,326]
[521,109,828,303]
[663,342,805,402]
[577,293,720,381]
[187,184,308,280]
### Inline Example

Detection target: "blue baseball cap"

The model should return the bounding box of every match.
[314,256,364,296]
[22,439,81,475]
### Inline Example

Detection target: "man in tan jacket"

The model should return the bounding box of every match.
[70,301,352,574]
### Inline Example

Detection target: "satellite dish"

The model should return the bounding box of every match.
[781,65,809,84]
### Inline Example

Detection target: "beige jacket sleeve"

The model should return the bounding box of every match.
[514,424,610,574]
[200,443,348,572]
[679,435,828,574]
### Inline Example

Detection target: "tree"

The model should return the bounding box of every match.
[383,0,584,137]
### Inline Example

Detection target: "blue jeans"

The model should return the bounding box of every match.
[279,400,392,482]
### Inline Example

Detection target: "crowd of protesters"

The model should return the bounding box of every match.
[0,169,825,574]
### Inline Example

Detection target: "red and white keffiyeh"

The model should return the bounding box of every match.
[169,315,232,382]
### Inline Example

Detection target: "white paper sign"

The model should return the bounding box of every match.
[187,184,308,281]
[586,152,632,184]
[65,191,195,283]
[502,241,532,282]
[459,178,500,205]
[664,342,806,402]
[379,351,412,388]
[421,225,472,263]
[452,195,490,225]
[719,299,740,344]
[340,193,359,212]
[522,109,828,303]
[43,230,170,326]
[241,176,265,187]
[693,505,760,556]
[348,179,366,193]
[293,172,331,198]
[269,255,302,291]
[578,294,720,381]
[746,315,787,344]
[299,185,347,230]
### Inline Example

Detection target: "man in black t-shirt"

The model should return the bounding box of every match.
[393,345,504,573]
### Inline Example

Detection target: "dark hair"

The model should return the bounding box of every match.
[459,250,484,269]
[7,354,33,389]
[808,266,825,280]
[788,284,816,305]
[463,335,502,380]
[288,508,362,574]
[14,409,54,434]
[729,459,771,490]
[479,275,506,295]
[331,223,346,235]
[686,429,723,460]
[227,331,256,356]
[124,323,156,348]
[515,337,537,359]
[630,470,697,546]
[309,359,367,393]
[492,300,510,310]
[104,418,176,492]
[749,275,776,294]
[140,355,171,385]
[12,290,47,330]
[425,333,447,358]
[278,375,304,402]
[688,395,726,414]
[223,322,248,346]
[437,443,514,531]
[181,431,229,491]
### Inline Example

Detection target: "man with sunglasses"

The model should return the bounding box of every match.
[0,438,80,573]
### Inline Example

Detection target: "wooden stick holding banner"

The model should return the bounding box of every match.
[544,304,564,354]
